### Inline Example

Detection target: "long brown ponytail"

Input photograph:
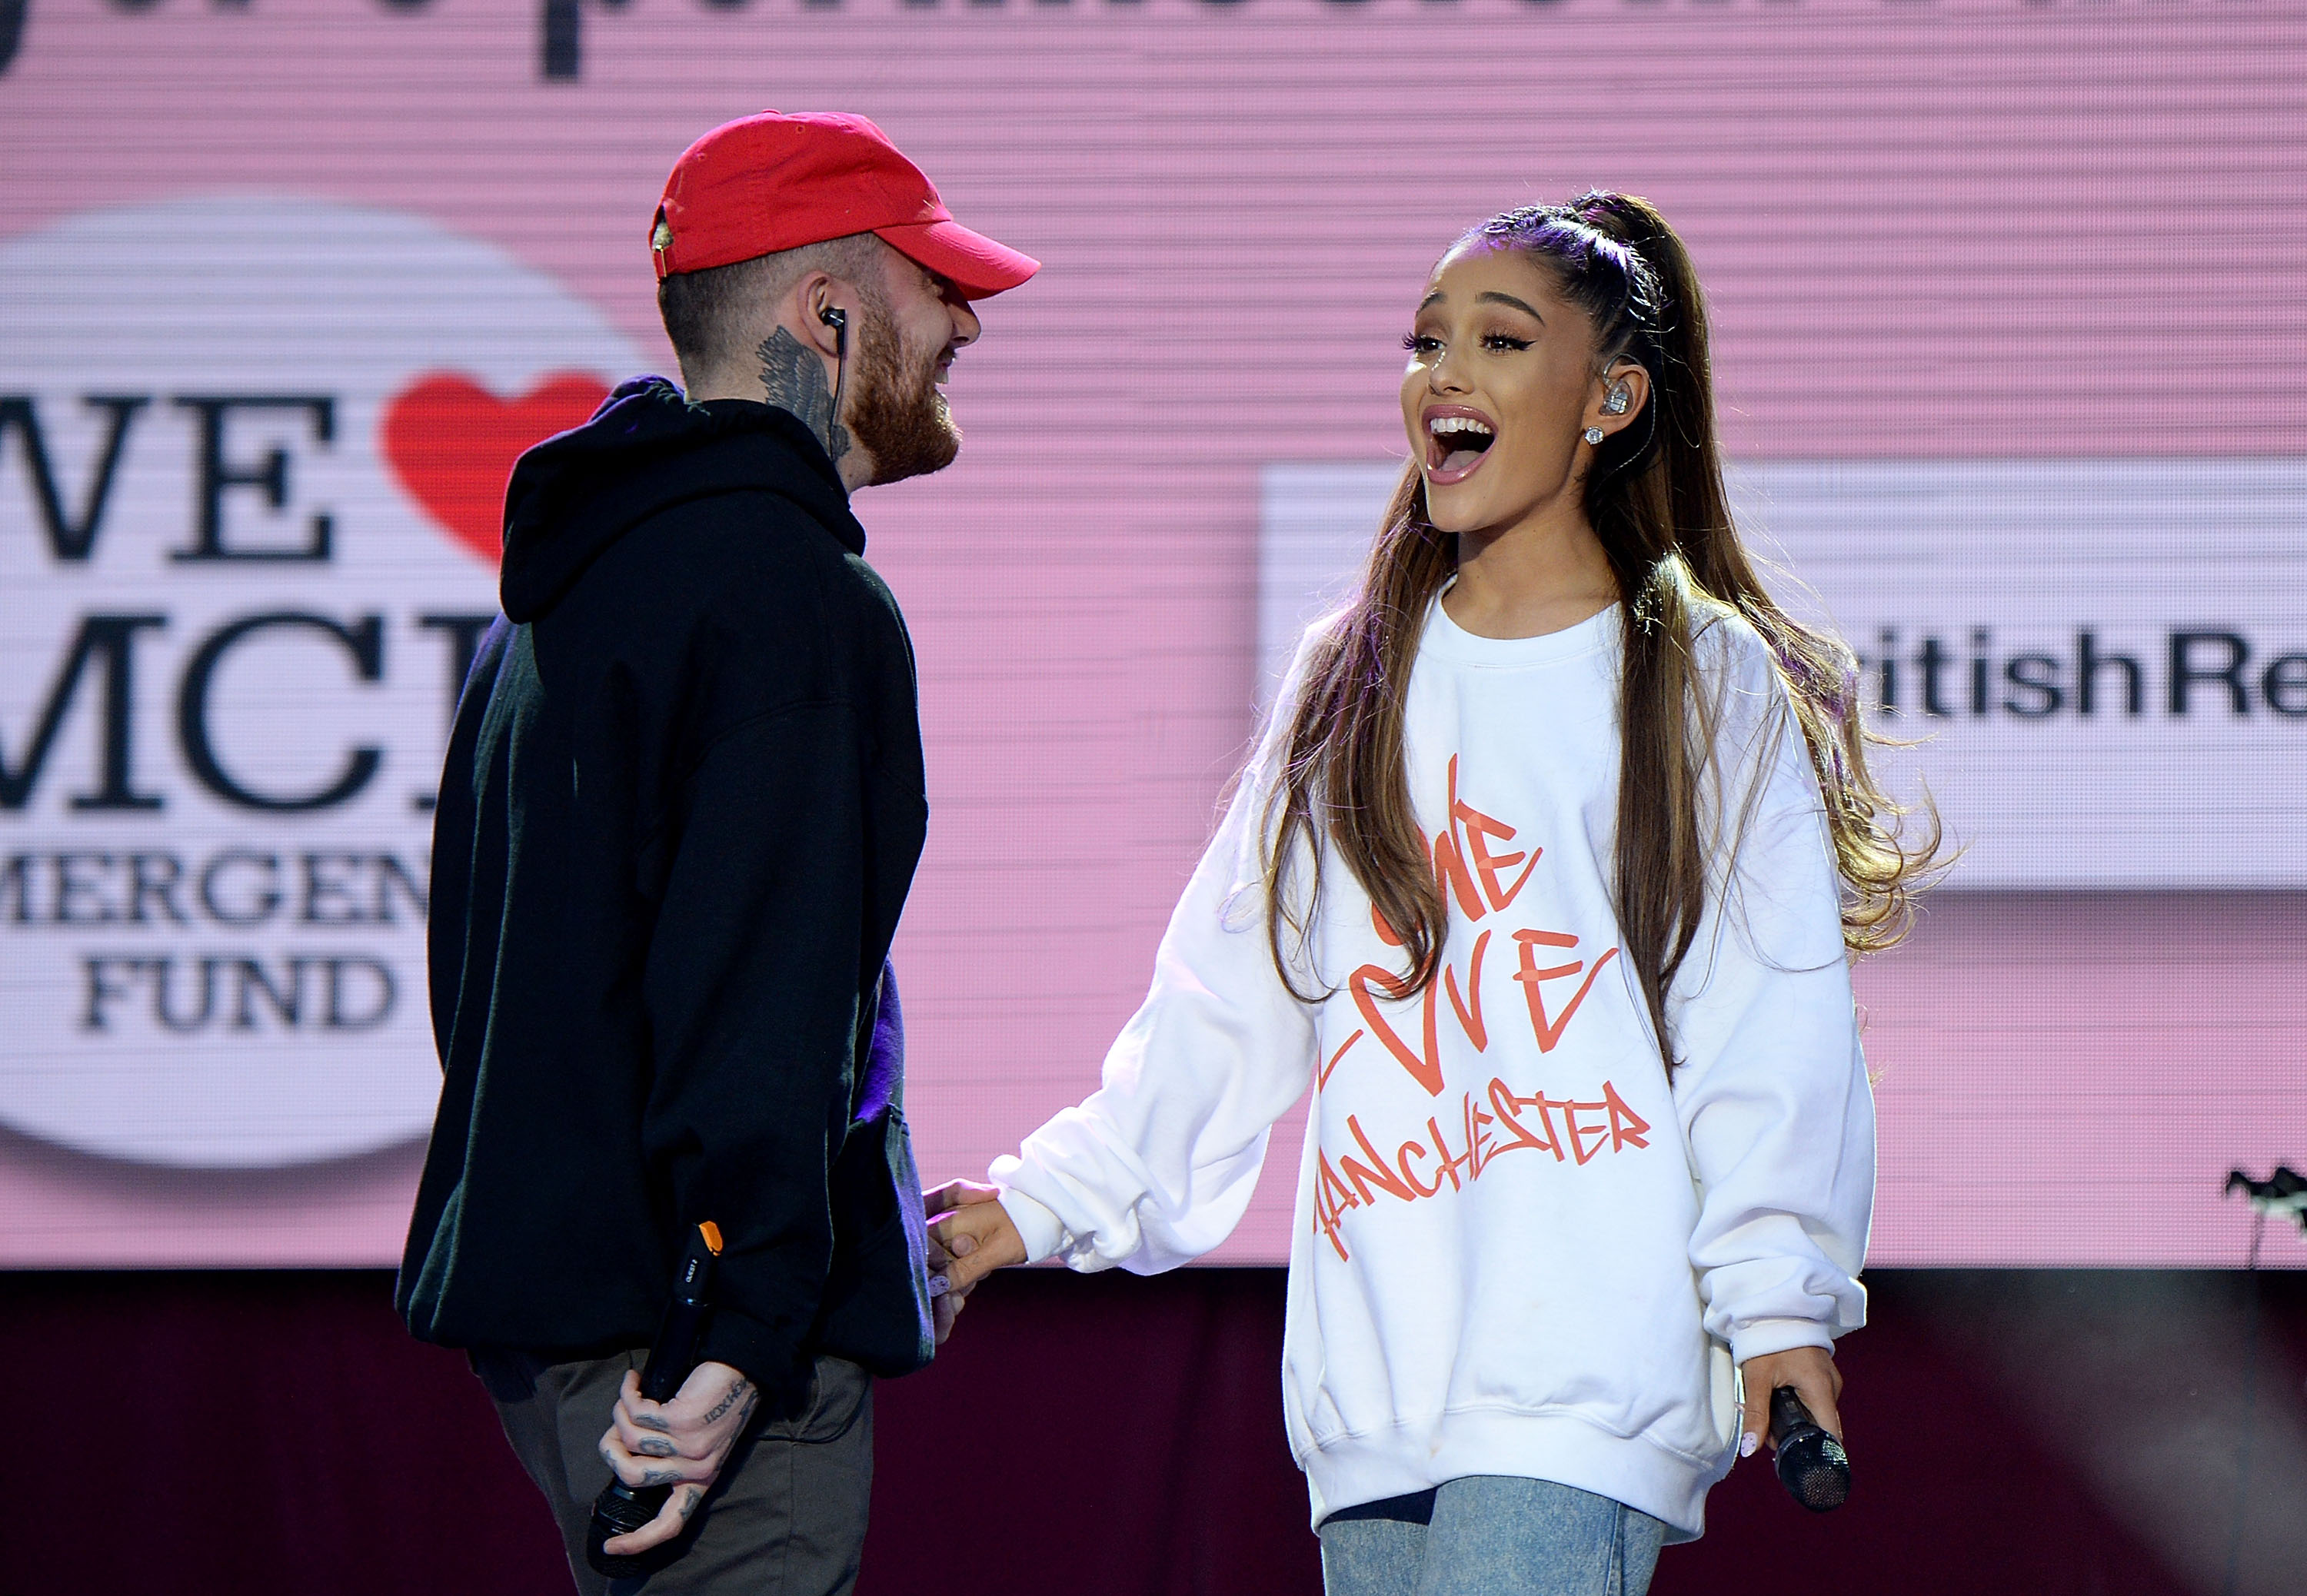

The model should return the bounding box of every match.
[1263,192,1939,1073]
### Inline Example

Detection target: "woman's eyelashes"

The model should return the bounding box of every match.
[1400,330,1533,354]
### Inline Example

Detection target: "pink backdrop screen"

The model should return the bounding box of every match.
[1,0,2302,1268]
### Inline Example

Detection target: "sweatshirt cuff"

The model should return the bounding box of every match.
[694,1305,807,1408]
[994,1184,1067,1265]
[1729,1318,1838,1367]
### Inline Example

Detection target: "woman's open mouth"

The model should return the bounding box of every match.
[1423,407,1496,485]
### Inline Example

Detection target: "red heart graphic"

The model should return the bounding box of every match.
[381,371,611,564]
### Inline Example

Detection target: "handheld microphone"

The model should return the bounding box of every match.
[584,1221,724,1577]
[1769,1385,1851,1512]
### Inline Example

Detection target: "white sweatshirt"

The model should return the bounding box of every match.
[991,597,1873,1539]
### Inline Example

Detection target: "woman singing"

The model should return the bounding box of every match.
[928,191,1936,1595]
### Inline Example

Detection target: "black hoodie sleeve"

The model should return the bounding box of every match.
[641,698,868,1397]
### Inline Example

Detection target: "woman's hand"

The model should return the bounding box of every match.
[596,1359,759,1554]
[925,1179,1030,1302]
[1737,1345,1843,1458]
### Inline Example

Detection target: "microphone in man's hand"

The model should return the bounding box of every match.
[584,1221,724,1577]
[1769,1385,1851,1512]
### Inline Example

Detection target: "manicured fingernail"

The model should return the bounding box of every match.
[927,1274,950,1297]
[1739,1431,1759,1458]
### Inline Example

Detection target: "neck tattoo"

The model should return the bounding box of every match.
[755,328,851,468]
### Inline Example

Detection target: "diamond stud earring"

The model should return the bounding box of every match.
[1583,426,1606,444]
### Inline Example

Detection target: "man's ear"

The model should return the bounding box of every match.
[782,270,851,360]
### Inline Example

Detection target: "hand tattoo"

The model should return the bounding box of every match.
[631,1409,673,1433]
[640,1468,683,1488]
[634,1438,678,1458]
[677,1486,705,1522]
[756,328,850,467]
[701,1378,752,1426]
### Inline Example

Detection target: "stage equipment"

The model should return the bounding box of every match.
[2224,1165,2307,1237]
[2219,1165,2302,1594]
[584,1220,724,1578]
[1770,1385,1852,1512]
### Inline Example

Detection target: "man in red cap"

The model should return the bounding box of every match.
[399,111,1036,1596]
[646,109,1038,487]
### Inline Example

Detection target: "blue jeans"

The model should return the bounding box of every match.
[1318,1476,1666,1596]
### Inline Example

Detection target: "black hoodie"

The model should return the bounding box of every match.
[398,377,935,1396]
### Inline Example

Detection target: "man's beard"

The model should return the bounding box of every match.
[846,312,960,487]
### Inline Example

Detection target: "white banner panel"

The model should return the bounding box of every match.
[0,196,641,1167]
[1260,460,2307,889]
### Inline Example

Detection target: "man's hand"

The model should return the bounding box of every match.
[1737,1345,1843,1460]
[925,1179,1029,1307]
[597,1359,759,1554]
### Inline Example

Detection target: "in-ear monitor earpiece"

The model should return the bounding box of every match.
[819,302,849,451]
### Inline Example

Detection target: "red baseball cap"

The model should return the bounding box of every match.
[651,111,1039,301]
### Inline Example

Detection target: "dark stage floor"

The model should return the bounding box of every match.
[2,1266,2301,1595]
